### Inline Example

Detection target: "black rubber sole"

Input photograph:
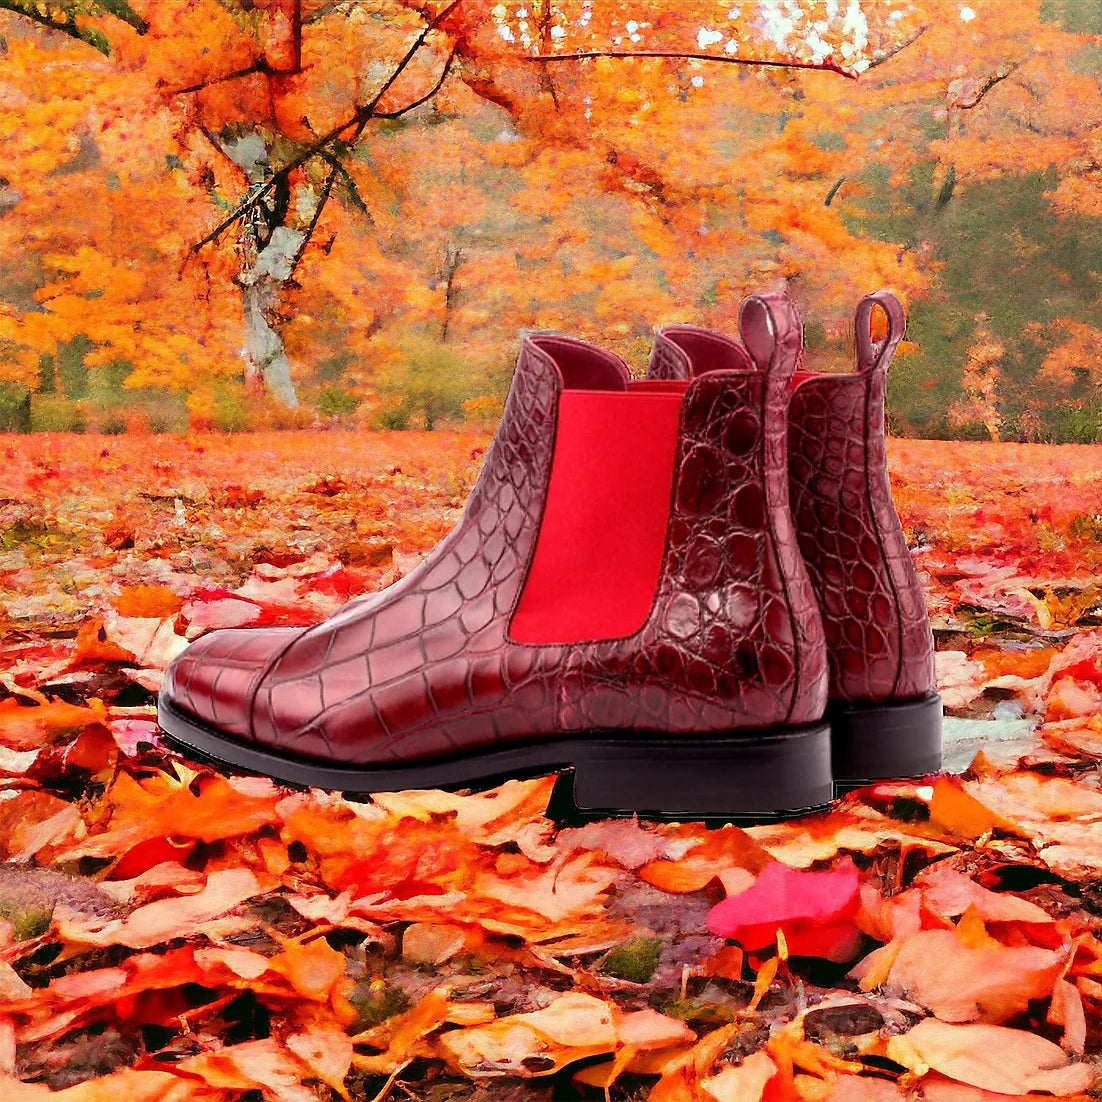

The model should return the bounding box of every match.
[157,696,833,820]
[829,690,943,790]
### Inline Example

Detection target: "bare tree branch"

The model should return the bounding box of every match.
[523,49,854,78]
[535,0,560,111]
[526,23,927,79]
[197,123,247,176]
[93,0,146,33]
[952,59,1024,110]
[824,176,846,206]
[174,60,272,96]
[318,150,373,220]
[440,244,463,343]
[866,24,927,69]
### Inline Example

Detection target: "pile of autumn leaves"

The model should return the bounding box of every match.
[1,677,1101,1099]
[1,431,1101,1099]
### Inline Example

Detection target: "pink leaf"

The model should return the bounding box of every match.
[706,858,862,962]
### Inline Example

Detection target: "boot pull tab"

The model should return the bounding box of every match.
[855,291,906,375]
[737,292,803,381]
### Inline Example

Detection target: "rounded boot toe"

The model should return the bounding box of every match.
[161,627,302,740]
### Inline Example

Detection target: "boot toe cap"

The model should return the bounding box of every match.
[161,627,301,739]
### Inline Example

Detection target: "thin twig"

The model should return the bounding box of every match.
[92,0,148,33]
[953,59,1024,110]
[535,0,560,110]
[318,151,373,219]
[866,24,927,69]
[286,164,339,280]
[0,1,98,50]
[375,44,458,118]
[0,0,147,50]
[197,123,250,178]
[174,60,270,96]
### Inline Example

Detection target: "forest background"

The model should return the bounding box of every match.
[2,0,1102,442]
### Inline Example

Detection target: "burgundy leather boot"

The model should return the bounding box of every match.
[159,296,831,817]
[649,291,942,785]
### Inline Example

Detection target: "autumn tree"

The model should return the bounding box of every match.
[0,0,920,412]
[948,314,1005,441]
[796,0,1102,438]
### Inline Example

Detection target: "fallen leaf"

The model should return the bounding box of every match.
[707,858,862,962]
[918,1072,1092,1101]
[1047,976,1087,1055]
[0,1068,213,1100]
[0,698,110,751]
[884,927,1067,1022]
[700,1050,778,1102]
[927,777,1027,840]
[437,991,616,1077]
[614,1008,695,1050]
[286,1024,353,1096]
[557,817,668,870]
[820,1076,908,1100]
[353,989,451,1075]
[886,1019,1094,1095]
[1040,714,1102,758]
[269,936,351,1005]
[909,865,1053,926]
[55,868,262,949]
[177,1037,321,1102]
[401,922,468,965]
[113,586,183,619]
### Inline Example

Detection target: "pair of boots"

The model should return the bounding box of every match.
[158,291,942,817]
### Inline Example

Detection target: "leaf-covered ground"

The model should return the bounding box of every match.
[1,431,1101,1101]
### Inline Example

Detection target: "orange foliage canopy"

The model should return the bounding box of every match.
[0,429,1101,1098]
[1,0,1100,411]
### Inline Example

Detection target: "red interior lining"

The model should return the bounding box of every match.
[664,329,755,374]
[529,335,629,390]
[510,390,684,644]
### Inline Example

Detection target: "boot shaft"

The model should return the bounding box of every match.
[286,304,828,752]
[649,290,936,708]
[786,292,935,704]
[161,311,836,813]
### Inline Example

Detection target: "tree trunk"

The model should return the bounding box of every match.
[239,221,303,408]
[223,134,308,408]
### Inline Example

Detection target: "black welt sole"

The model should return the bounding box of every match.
[157,696,834,820]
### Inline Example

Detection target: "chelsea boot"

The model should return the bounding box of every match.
[159,296,830,817]
[649,291,942,785]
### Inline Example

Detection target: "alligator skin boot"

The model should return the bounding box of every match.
[648,291,941,785]
[158,297,831,817]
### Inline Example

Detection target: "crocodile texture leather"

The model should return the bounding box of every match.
[648,291,936,708]
[787,292,935,704]
[162,321,827,767]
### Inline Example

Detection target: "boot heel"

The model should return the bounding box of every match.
[558,724,833,821]
[830,690,943,789]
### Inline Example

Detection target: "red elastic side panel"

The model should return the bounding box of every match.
[510,391,684,645]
